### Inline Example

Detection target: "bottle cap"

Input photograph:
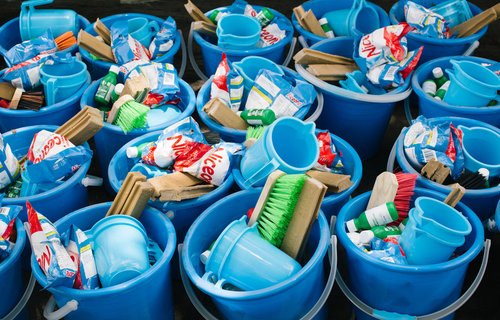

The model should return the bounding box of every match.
[359,230,375,245]
[82,175,104,187]
[200,250,211,264]
[261,8,275,21]
[114,83,124,95]
[486,218,497,232]
[109,65,120,74]
[126,147,139,158]
[346,219,358,233]
[347,232,361,245]
[432,67,443,79]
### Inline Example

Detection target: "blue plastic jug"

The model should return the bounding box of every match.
[19,0,78,40]
[232,56,284,92]
[458,125,500,178]
[216,14,261,50]
[431,0,473,28]
[322,0,380,37]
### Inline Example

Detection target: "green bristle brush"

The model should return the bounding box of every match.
[248,171,307,247]
[109,95,150,133]
[244,125,267,148]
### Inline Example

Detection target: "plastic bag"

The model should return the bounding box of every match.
[405,1,449,39]
[210,53,244,112]
[0,133,20,190]
[314,130,345,174]
[111,22,151,65]
[4,30,57,66]
[246,69,316,118]
[64,224,99,290]
[27,202,77,287]
[2,53,52,90]
[367,237,407,265]
[0,198,22,261]
[149,17,177,59]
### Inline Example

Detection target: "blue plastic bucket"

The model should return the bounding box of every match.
[411,56,500,127]
[336,188,487,319]
[295,37,412,160]
[0,71,91,132]
[387,116,500,221]
[31,202,176,320]
[233,130,362,219]
[189,5,295,80]
[196,66,321,143]
[108,129,234,241]
[389,1,488,64]
[80,77,195,192]
[79,13,183,79]
[181,189,335,319]
[0,218,27,318]
[0,15,90,67]
[1,125,91,222]
[291,0,389,47]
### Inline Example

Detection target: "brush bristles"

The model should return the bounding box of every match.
[257,174,307,247]
[115,101,150,133]
[394,172,418,220]
[246,126,267,141]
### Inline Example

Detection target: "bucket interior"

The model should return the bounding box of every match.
[417,197,471,234]
[463,133,500,165]
[455,61,500,87]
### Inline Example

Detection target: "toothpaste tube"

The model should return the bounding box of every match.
[141,117,206,168]
[111,23,151,65]
[210,53,244,112]
[64,224,99,290]
[177,142,242,186]
[314,130,345,174]
[0,133,20,190]
[149,17,177,59]
[2,53,52,90]
[246,69,316,118]
[0,200,22,261]
[4,30,57,66]
[27,202,77,288]
[25,130,93,183]
[258,23,286,47]
[405,1,449,39]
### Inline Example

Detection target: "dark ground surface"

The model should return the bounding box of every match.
[1,0,500,319]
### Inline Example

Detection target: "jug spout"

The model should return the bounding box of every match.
[300,121,316,135]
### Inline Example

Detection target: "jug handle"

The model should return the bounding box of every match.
[148,21,160,34]
[21,0,53,11]
[243,158,280,187]
[43,296,79,320]
[331,214,492,320]
[178,232,337,320]
[45,78,58,106]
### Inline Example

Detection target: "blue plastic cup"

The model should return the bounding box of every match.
[203,216,302,291]
[322,0,379,37]
[430,0,473,28]
[458,125,500,177]
[40,59,88,106]
[127,17,160,47]
[411,197,472,244]
[19,0,79,40]
[216,14,261,50]
[239,117,319,187]
[450,59,500,98]
[232,56,284,92]
[90,215,150,287]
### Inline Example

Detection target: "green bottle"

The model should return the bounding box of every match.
[432,67,449,89]
[240,109,276,125]
[319,18,335,38]
[346,202,399,232]
[208,10,224,24]
[5,176,23,198]
[434,80,450,101]
[95,65,120,106]
[422,79,437,97]
[398,218,408,231]
[256,8,275,27]
[358,225,402,244]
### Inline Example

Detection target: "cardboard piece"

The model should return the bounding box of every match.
[281,177,327,260]
[293,5,307,29]
[106,172,147,217]
[366,172,399,209]
[148,172,214,201]
[301,10,326,37]
[202,98,248,130]
[193,21,217,37]
[185,0,214,25]
[0,82,16,100]
[94,18,111,45]
[77,30,115,62]
[451,3,500,38]
[444,183,465,208]
[421,159,451,184]
[306,170,353,194]
[55,106,104,145]
[107,95,134,124]
[294,48,355,65]
[158,184,215,201]
[306,64,358,80]
[8,88,23,110]
[120,181,154,219]
[121,75,150,102]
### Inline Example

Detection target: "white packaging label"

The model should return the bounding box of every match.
[184,147,230,186]
[404,122,426,147]
[27,130,74,164]
[270,94,298,118]
[0,143,19,189]
[365,205,395,227]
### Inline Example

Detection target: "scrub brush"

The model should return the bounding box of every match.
[456,168,489,189]
[244,125,267,148]
[248,171,307,247]
[108,95,150,133]
[393,172,418,221]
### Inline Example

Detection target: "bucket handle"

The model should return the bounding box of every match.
[463,41,480,57]
[298,35,309,49]
[178,232,337,320]
[330,215,491,320]
[0,273,36,320]
[178,29,187,79]
[188,22,297,81]
[43,296,78,320]
[304,90,324,123]
[386,127,406,172]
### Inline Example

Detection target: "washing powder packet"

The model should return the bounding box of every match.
[124,62,180,107]
[2,53,52,90]
[176,142,242,186]
[246,69,316,118]
[111,23,151,65]
[405,1,449,39]
[314,130,345,174]
[210,53,244,112]
[0,199,22,261]
[27,202,77,287]
[258,20,289,48]
[403,116,464,179]
[149,17,177,60]
[0,132,20,190]
[4,30,57,66]
[368,237,407,265]
[25,130,92,183]
[64,224,99,290]
[141,117,206,168]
